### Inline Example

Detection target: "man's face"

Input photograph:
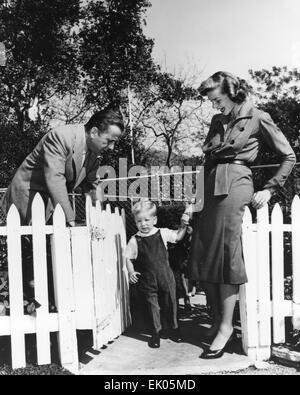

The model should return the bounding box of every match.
[207,87,235,116]
[86,124,122,155]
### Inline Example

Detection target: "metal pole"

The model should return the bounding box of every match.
[125,47,135,165]
[127,83,135,165]
[250,162,300,169]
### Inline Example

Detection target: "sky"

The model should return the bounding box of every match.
[144,0,300,81]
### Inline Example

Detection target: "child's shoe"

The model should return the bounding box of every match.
[148,333,160,348]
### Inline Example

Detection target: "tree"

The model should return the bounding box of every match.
[0,0,80,129]
[249,67,300,211]
[249,67,300,156]
[79,0,158,108]
[131,72,207,167]
[0,0,81,185]
[0,0,158,185]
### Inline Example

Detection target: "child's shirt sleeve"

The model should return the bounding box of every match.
[160,228,178,245]
[125,236,138,260]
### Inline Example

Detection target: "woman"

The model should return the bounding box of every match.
[189,71,296,359]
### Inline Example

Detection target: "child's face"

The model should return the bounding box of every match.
[134,210,157,234]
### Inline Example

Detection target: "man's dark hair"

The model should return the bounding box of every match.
[85,108,124,134]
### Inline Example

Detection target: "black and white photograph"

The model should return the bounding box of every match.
[0,0,300,378]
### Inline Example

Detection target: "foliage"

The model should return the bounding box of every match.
[0,0,158,185]
[0,0,81,186]
[249,67,300,158]
[79,0,157,108]
[131,72,206,167]
[0,0,80,127]
[249,67,300,212]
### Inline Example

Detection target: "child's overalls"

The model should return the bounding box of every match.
[134,230,178,334]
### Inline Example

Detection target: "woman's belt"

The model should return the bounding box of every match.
[205,158,251,196]
[206,158,250,167]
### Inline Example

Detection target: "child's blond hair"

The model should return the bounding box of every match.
[132,199,157,217]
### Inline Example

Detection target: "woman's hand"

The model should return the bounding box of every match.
[129,271,141,284]
[251,190,272,210]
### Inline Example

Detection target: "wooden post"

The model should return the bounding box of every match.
[70,226,94,330]
[32,194,51,365]
[292,196,300,330]
[89,199,106,349]
[271,204,285,344]
[256,204,272,360]
[51,204,79,374]
[117,213,131,330]
[240,207,259,361]
[7,205,26,369]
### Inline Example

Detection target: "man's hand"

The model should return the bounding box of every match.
[88,184,104,206]
[251,190,272,210]
[129,271,141,284]
[67,221,76,227]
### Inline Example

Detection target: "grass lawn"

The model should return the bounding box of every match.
[0,364,72,375]
[206,361,300,375]
[1,362,299,375]
[0,333,73,375]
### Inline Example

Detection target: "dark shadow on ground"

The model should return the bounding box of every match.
[123,296,245,356]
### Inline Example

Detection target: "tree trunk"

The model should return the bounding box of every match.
[166,143,172,167]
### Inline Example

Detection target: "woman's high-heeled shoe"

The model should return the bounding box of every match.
[199,331,235,360]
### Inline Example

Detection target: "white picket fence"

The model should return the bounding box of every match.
[0,194,130,374]
[239,195,300,361]
[1,192,300,370]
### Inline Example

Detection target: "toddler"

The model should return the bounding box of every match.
[126,200,189,348]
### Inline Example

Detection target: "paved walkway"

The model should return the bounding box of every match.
[79,295,252,375]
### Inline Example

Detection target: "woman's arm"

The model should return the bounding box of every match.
[252,111,296,209]
[260,111,296,193]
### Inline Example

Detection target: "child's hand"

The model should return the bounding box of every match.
[129,271,141,284]
[187,225,193,235]
[181,213,190,227]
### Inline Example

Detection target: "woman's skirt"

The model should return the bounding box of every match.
[188,164,254,285]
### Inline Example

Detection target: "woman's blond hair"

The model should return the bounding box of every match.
[199,71,251,104]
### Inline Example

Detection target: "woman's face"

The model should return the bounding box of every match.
[207,87,235,116]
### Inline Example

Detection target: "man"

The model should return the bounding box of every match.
[1,108,124,225]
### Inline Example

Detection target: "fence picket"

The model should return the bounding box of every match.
[106,203,112,214]
[240,207,258,360]
[31,194,51,365]
[117,214,131,330]
[103,209,119,343]
[256,204,272,360]
[85,194,93,229]
[271,204,285,344]
[6,205,26,369]
[111,212,122,339]
[51,204,79,374]
[90,202,106,349]
[292,195,300,330]
[121,208,126,229]
[70,226,94,329]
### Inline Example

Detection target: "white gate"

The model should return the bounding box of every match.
[0,194,131,373]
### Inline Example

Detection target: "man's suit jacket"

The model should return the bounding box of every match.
[1,124,100,224]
